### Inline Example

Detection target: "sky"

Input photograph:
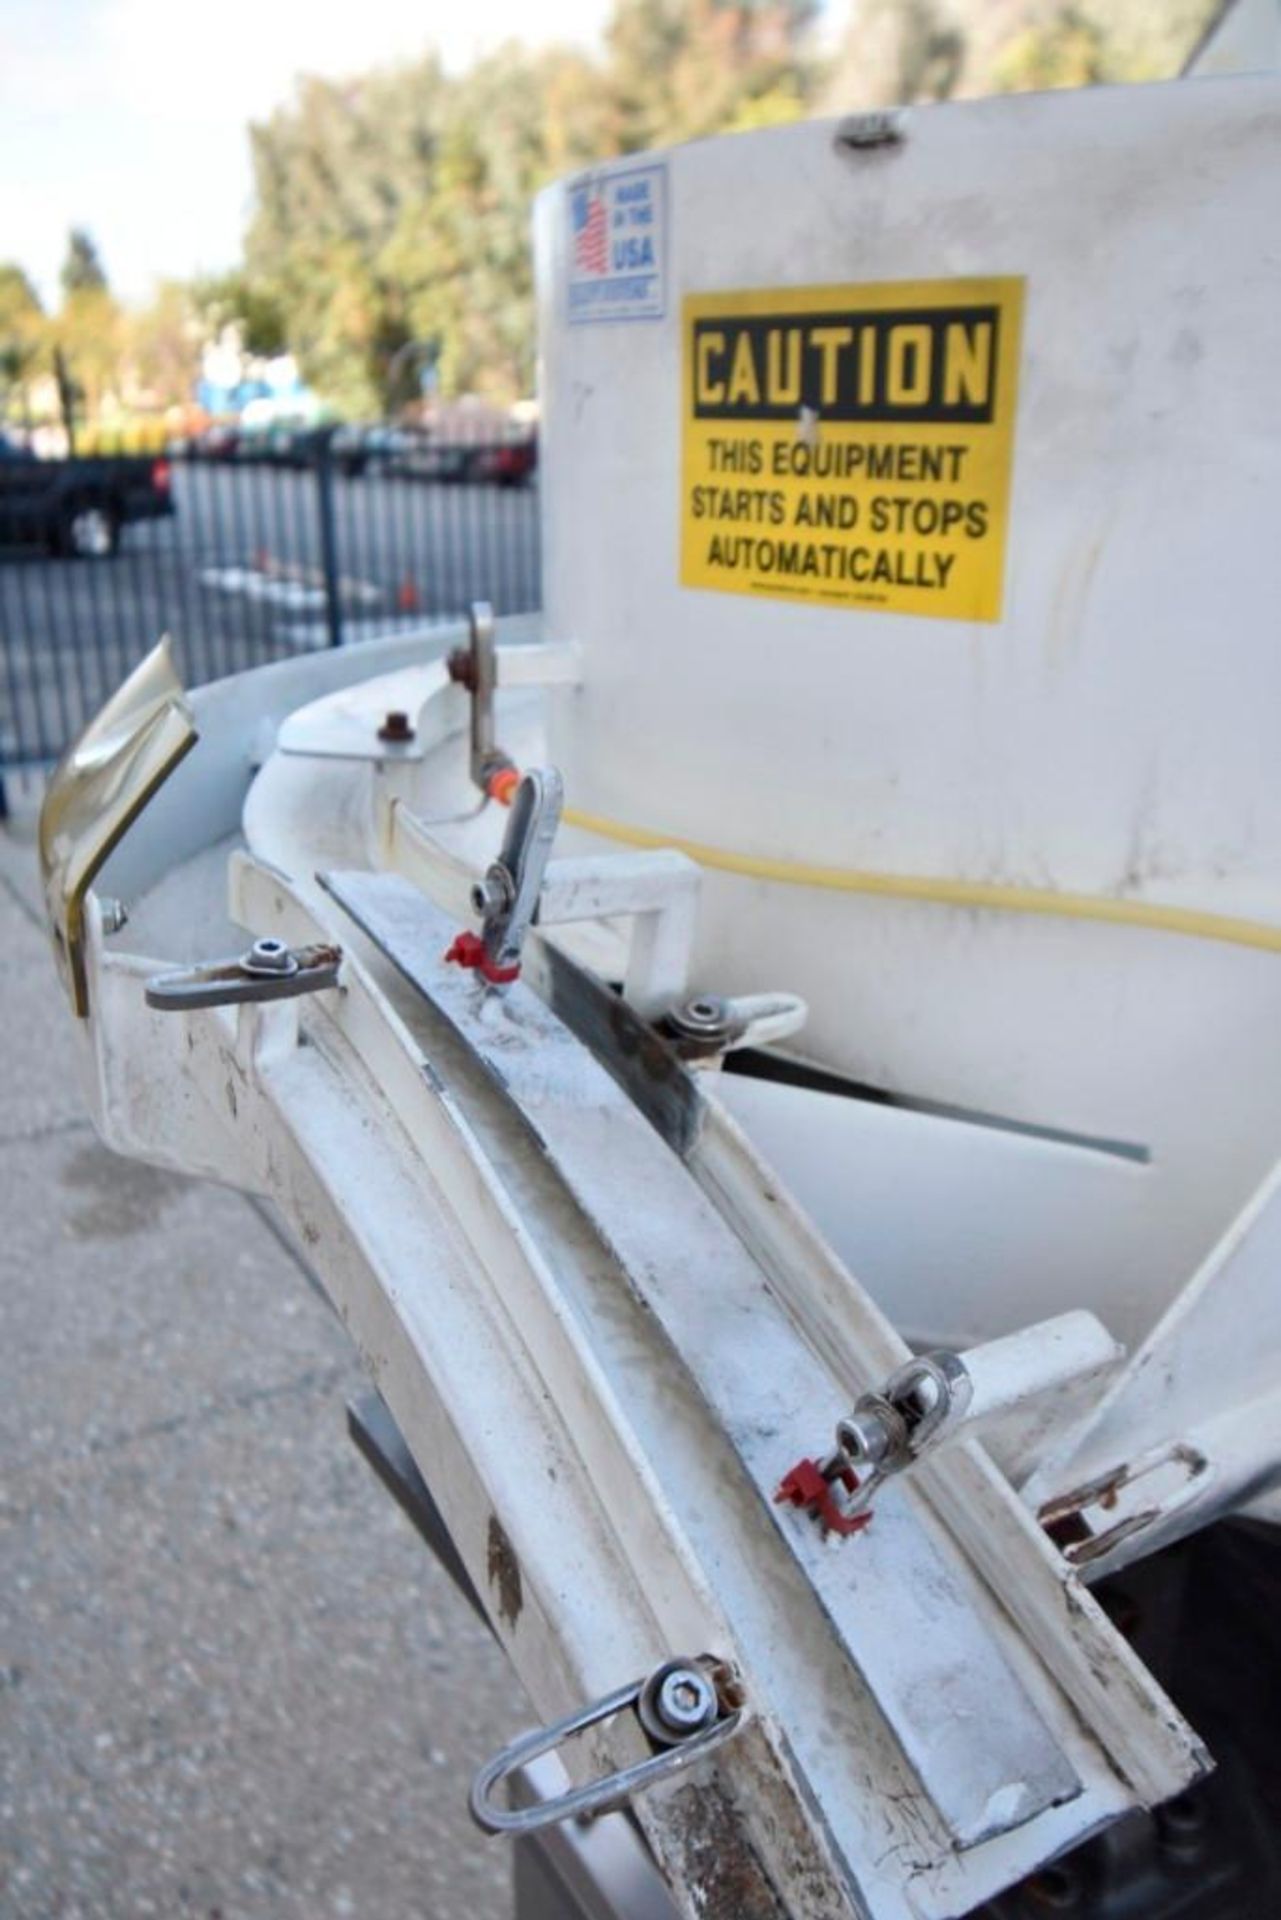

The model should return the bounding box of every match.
[0,0,617,308]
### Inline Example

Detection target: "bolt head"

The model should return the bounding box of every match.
[242,937,297,978]
[836,1410,893,1467]
[471,871,510,919]
[655,1666,717,1735]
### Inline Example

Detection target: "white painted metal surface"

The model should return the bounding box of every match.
[536,74,1281,1359]
[35,59,1281,1920]
[1186,0,1280,76]
[43,629,1215,1919]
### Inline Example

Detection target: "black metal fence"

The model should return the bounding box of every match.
[0,426,541,786]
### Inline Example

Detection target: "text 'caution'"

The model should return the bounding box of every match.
[681,278,1024,623]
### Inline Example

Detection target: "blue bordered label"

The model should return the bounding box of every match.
[567,163,666,324]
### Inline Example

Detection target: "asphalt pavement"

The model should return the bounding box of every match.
[0,829,524,1920]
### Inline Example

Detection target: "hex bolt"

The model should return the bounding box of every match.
[99,898,129,936]
[242,937,298,978]
[634,1658,722,1748]
[446,647,476,691]
[836,1407,897,1469]
[656,1668,717,1734]
[471,872,511,919]
[377,709,416,743]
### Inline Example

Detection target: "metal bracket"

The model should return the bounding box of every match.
[448,768,564,984]
[660,991,807,1062]
[145,937,343,1011]
[778,1351,974,1534]
[778,1314,1122,1535]
[470,1657,746,1836]
[448,599,517,797]
[1039,1443,1211,1571]
[832,1351,975,1517]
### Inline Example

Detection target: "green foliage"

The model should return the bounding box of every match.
[821,0,1221,111]
[55,286,122,420]
[241,1,819,412]
[993,7,1114,91]
[60,228,109,297]
[606,0,815,151]
[125,281,201,410]
[4,0,1225,426]
[191,272,289,359]
[0,264,45,400]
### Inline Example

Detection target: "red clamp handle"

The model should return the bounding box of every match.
[774,1457,873,1538]
[444,930,521,985]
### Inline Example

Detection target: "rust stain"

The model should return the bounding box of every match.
[660,1779,789,1920]
[486,1514,523,1629]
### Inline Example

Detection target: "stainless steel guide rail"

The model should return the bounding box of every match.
[319,868,1086,1854]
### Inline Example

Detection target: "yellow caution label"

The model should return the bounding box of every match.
[680,278,1024,622]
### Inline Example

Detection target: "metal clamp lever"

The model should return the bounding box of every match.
[447,599,516,798]
[448,767,563,984]
[145,937,343,1011]
[470,1657,746,1837]
[777,1351,972,1534]
[661,990,808,1062]
[832,1351,974,1516]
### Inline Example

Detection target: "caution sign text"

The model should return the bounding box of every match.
[681,278,1024,622]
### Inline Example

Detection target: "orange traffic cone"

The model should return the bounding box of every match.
[397,573,420,612]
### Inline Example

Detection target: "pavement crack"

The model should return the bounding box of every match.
[1,1361,353,1516]
[86,1360,353,1459]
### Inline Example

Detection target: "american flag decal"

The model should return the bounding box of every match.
[572,186,608,277]
[567,161,664,323]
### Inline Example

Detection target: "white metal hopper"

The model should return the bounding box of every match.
[35,60,1281,1920]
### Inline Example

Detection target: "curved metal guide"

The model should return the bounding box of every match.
[319,866,1082,1855]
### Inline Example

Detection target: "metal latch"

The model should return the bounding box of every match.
[145,937,343,1010]
[447,599,518,800]
[446,767,563,985]
[470,1656,746,1836]
[777,1313,1122,1536]
[778,1351,972,1535]
[660,990,807,1062]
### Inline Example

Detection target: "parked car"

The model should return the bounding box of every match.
[0,434,174,558]
[469,436,538,486]
[232,423,335,470]
[390,432,538,486]
[330,423,412,477]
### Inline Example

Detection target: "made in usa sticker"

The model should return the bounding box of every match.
[568,163,666,324]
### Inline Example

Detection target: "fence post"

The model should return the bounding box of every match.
[314,427,344,649]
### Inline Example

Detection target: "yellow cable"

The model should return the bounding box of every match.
[561,805,1281,957]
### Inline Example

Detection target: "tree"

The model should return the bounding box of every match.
[60,228,109,298]
[240,3,820,413]
[606,0,817,151]
[191,272,288,359]
[820,0,1222,112]
[245,56,450,414]
[385,43,613,402]
[125,281,201,411]
[0,265,45,419]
